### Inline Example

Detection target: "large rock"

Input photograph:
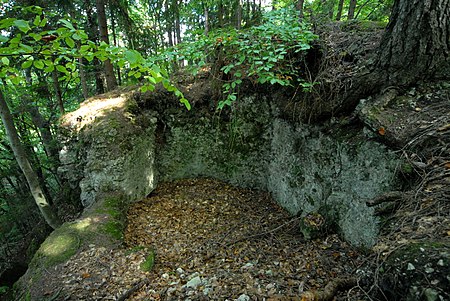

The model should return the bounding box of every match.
[58,88,157,207]
[157,95,400,248]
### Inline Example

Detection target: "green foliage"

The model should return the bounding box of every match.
[161,7,317,108]
[0,6,189,109]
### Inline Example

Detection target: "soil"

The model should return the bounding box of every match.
[28,178,365,301]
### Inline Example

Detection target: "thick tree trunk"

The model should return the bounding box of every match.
[348,0,357,19]
[96,0,118,91]
[377,0,450,86]
[322,0,450,119]
[0,90,61,229]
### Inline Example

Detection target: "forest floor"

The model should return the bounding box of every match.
[36,178,367,301]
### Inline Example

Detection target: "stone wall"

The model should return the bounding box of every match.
[58,91,400,248]
[157,96,400,248]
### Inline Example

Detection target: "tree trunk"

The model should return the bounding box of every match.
[348,0,357,19]
[109,5,122,85]
[336,0,450,115]
[0,89,61,229]
[78,56,89,100]
[174,0,182,44]
[96,0,118,91]
[236,0,242,29]
[51,69,64,114]
[204,3,209,36]
[335,0,344,20]
[377,0,450,86]
[218,0,224,27]
[85,0,105,94]
[296,0,305,20]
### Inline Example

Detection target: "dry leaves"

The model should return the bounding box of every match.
[38,178,361,300]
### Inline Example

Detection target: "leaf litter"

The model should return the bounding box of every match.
[39,178,363,300]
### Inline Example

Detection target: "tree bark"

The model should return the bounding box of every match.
[348,0,357,19]
[78,56,89,100]
[51,69,64,114]
[0,89,61,229]
[296,0,305,20]
[377,0,450,86]
[96,0,118,91]
[336,0,450,115]
[236,0,242,29]
[204,3,209,36]
[218,0,224,27]
[85,0,105,94]
[335,0,344,20]
[173,0,181,44]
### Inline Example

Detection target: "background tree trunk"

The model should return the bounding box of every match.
[296,0,305,20]
[335,0,344,20]
[0,89,61,230]
[348,0,357,19]
[96,0,118,91]
[51,69,65,114]
[236,0,242,29]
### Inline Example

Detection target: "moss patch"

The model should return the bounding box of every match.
[140,250,155,272]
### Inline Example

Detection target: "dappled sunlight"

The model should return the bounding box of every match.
[60,93,131,131]
[39,232,79,258]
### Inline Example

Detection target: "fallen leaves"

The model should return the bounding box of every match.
[32,178,362,300]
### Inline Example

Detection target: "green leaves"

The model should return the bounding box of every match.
[13,20,30,33]
[170,6,316,109]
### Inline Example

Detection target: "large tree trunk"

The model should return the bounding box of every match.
[96,0,118,91]
[333,0,450,116]
[0,89,61,229]
[377,0,450,86]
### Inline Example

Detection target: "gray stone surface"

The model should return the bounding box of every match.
[58,92,400,248]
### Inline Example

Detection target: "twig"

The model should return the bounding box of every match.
[300,277,357,301]
[225,216,301,247]
[117,279,150,301]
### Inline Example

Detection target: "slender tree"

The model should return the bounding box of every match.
[348,0,357,19]
[96,0,118,91]
[335,0,344,20]
[0,89,61,230]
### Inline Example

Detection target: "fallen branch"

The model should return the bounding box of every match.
[300,277,357,301]
[366,191,404,207]
[117,279,150,301]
